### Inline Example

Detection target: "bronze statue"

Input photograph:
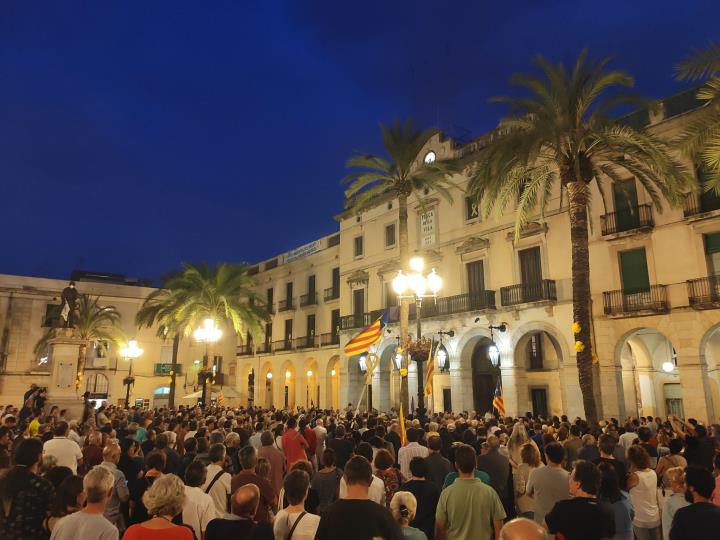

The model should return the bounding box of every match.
[59,281,80,328]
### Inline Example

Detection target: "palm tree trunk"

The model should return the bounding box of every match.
[168,334,180,409]
[398,194,410,415]
[76,342,88,391]
[567,180,598,424]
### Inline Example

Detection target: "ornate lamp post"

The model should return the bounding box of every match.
[436,330,454,373]
[121,339,143,408]
[193,318,222,407]
[392,256,442,419]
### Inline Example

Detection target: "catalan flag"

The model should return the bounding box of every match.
[399,402,407,447]
[343,312,387,356]
[424,339,435,396]
[492,380,505,417]
[217,390,225,405]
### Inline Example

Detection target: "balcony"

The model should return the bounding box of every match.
[319,332,340,346]
[278,298,295,312]
[257,342,272,354]
[683,191,720,219]
[324,287,340,301]
[600,204,654,236]
[500,280,557,307]
[272,339,293,352]
[294,335,318,349]
[421,290,496,317]
[603,285,669,317]
[340,309,385,331]
[237,344,253,356]
[300,292,318,307]
[687,275,720,309]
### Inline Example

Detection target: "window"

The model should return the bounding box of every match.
[327,234,340,247]
[42,303,61,328]
[465,196,480,221]
[307,314,315,338]
[466,261,485,293]
[267,288,274,309]
[264,323,273,348]
[284,319,293,344]
[331,309,340,341]
[705,232,720,275]
[528,333,544,370]
[530,388,548,417]
[619,248,650,293]
[385,281,398,308]
[354,235,364,257]
[385,223,396,247]
[332,267,340,295]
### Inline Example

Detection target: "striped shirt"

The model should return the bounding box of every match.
[398,442,429,480]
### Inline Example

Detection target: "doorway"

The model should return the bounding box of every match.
[531,388,549,418]
[470,338,499,414]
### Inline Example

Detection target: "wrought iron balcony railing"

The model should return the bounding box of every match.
[500,280,557,307]
[319,332,340,346]
[324,287,340,301]
[687,275,720,309]
[683,191,720,218]
[421,290,496,317]
[300,292,318,307]
[294,335,317,349]
[278,298,295,311]
[600,204,653,236]
[272,339,294,352]
[236,344,253,356]
[603,285,669,316]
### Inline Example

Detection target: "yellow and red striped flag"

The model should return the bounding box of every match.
[399,402,407,447]
[343,312,387,356]
[424,339,435,396]
[492,381,505,417]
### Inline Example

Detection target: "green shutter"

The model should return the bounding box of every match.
[620,248,650,294]
[705,232,720,254]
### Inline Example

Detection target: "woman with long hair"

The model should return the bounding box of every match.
[514,442,543,519]
[507,422,538,469]
[43,474,85,534]
[0,437,55,540]
[598,462,634,540]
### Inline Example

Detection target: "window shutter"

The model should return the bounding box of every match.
[619,249,650,294]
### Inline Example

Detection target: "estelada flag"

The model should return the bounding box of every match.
[424,339,435,396]
[343,312,387,356]
[399,402,407,447]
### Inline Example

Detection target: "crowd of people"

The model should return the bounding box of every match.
[0,384,719,539]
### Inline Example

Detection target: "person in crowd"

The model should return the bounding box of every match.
[44,474,85,534]
[514,442,542,519]
[713,453,720,506]
[313,417,328,465]
[123,473,193,540]
[593,434,628,491]
[315,455,402,540]
[231,445,277,523]
[0,437,55,539]
[636,428,659,469]
[339,442,386,505]
[203,442,233,519]
[140,429,156,457]
[400,457,438,540]
[281,417,309,468]
[277,460,320,514]
[299,419,317,469]
[627,445,661,540]
[498,517,546,540]
[476,435,510,502]
[128,450,166,525]
[99,442,130,532]
[375,448,405,507]
[671,418,715,471]
[578,434,600,461]
[545,460,615,540]
[390,491,427,540]
[204,484,274,540]
[661,467,689,540]
[44,421,83,474]
[82,431,104,474]
[328,424,353,470]
[525,441,570,527]
[182,461,215,540]
[118,438,143,492]
[435,444,505,540]
[311,448,343,516]
[258,430,285,496]
[0,426,12,469]
[507,422,537,469]
[50,465,118,540]
[669,465,720,539]
[619,421,639,454]
[398,428,428,481]
[179,437,198,478]
[45,464,73,488]
[154,433,179,476]
[424,435,452,492]
[655,439,687,484]
[563,425,583,471]
[597,462,634,540]
[273,469,321,540]
[249,422,264,450]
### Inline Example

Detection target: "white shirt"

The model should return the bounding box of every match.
[68,429,84,447]
[273,508,321,540]
[313,425,327,454]
[183,485,215,540]
[202,462,232,518]
[619,432,637,453]
[398,442,428,480]
[249,432,263,450]
[339,475,386,506]
[43,436,82,474]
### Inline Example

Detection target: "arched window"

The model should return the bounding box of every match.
[527,333,544,370]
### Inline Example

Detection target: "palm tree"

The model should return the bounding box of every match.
[343,119,459,414]
[136,262,267,407]
[35,295,125,391]
[467,51,692,423]
[676,43,720,191]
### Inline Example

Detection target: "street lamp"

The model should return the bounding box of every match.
[436,330,454,372]
[193,318,222,407]
[487,323,506,368]
[121,339,143,408]
[393,256,442,420]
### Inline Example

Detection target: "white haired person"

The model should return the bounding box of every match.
[50,465,118,540]
[507,422,538,469]
[123,474,193,540]
[390,491,427,540]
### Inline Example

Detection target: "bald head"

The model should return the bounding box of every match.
[499,518,546,540]
[231,484,260,518]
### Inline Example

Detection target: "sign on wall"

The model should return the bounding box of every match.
[154,363,182,376]
[285,239,322,263]
[420,208,437,248]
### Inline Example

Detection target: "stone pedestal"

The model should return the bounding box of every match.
[47,331,86,420]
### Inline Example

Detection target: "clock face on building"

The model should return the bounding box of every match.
[424,150,436,164]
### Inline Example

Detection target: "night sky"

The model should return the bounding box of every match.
[1,1,717,283]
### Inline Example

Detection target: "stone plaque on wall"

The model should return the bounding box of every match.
[420,208,436,248]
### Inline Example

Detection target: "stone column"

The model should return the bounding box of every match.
[47,332,86,420]
[450,367,472,412]
[598,363,624,420]
[678,355,715,423]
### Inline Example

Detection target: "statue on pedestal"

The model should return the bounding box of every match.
[59,281,80,328]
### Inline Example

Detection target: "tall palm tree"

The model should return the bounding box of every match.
[136,262,267,407]
[343,119,459,414]
[35,295,125,391]
[676,43,720,191]
[467,51,692,423]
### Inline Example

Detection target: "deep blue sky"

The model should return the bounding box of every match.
[1,1,717,283]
